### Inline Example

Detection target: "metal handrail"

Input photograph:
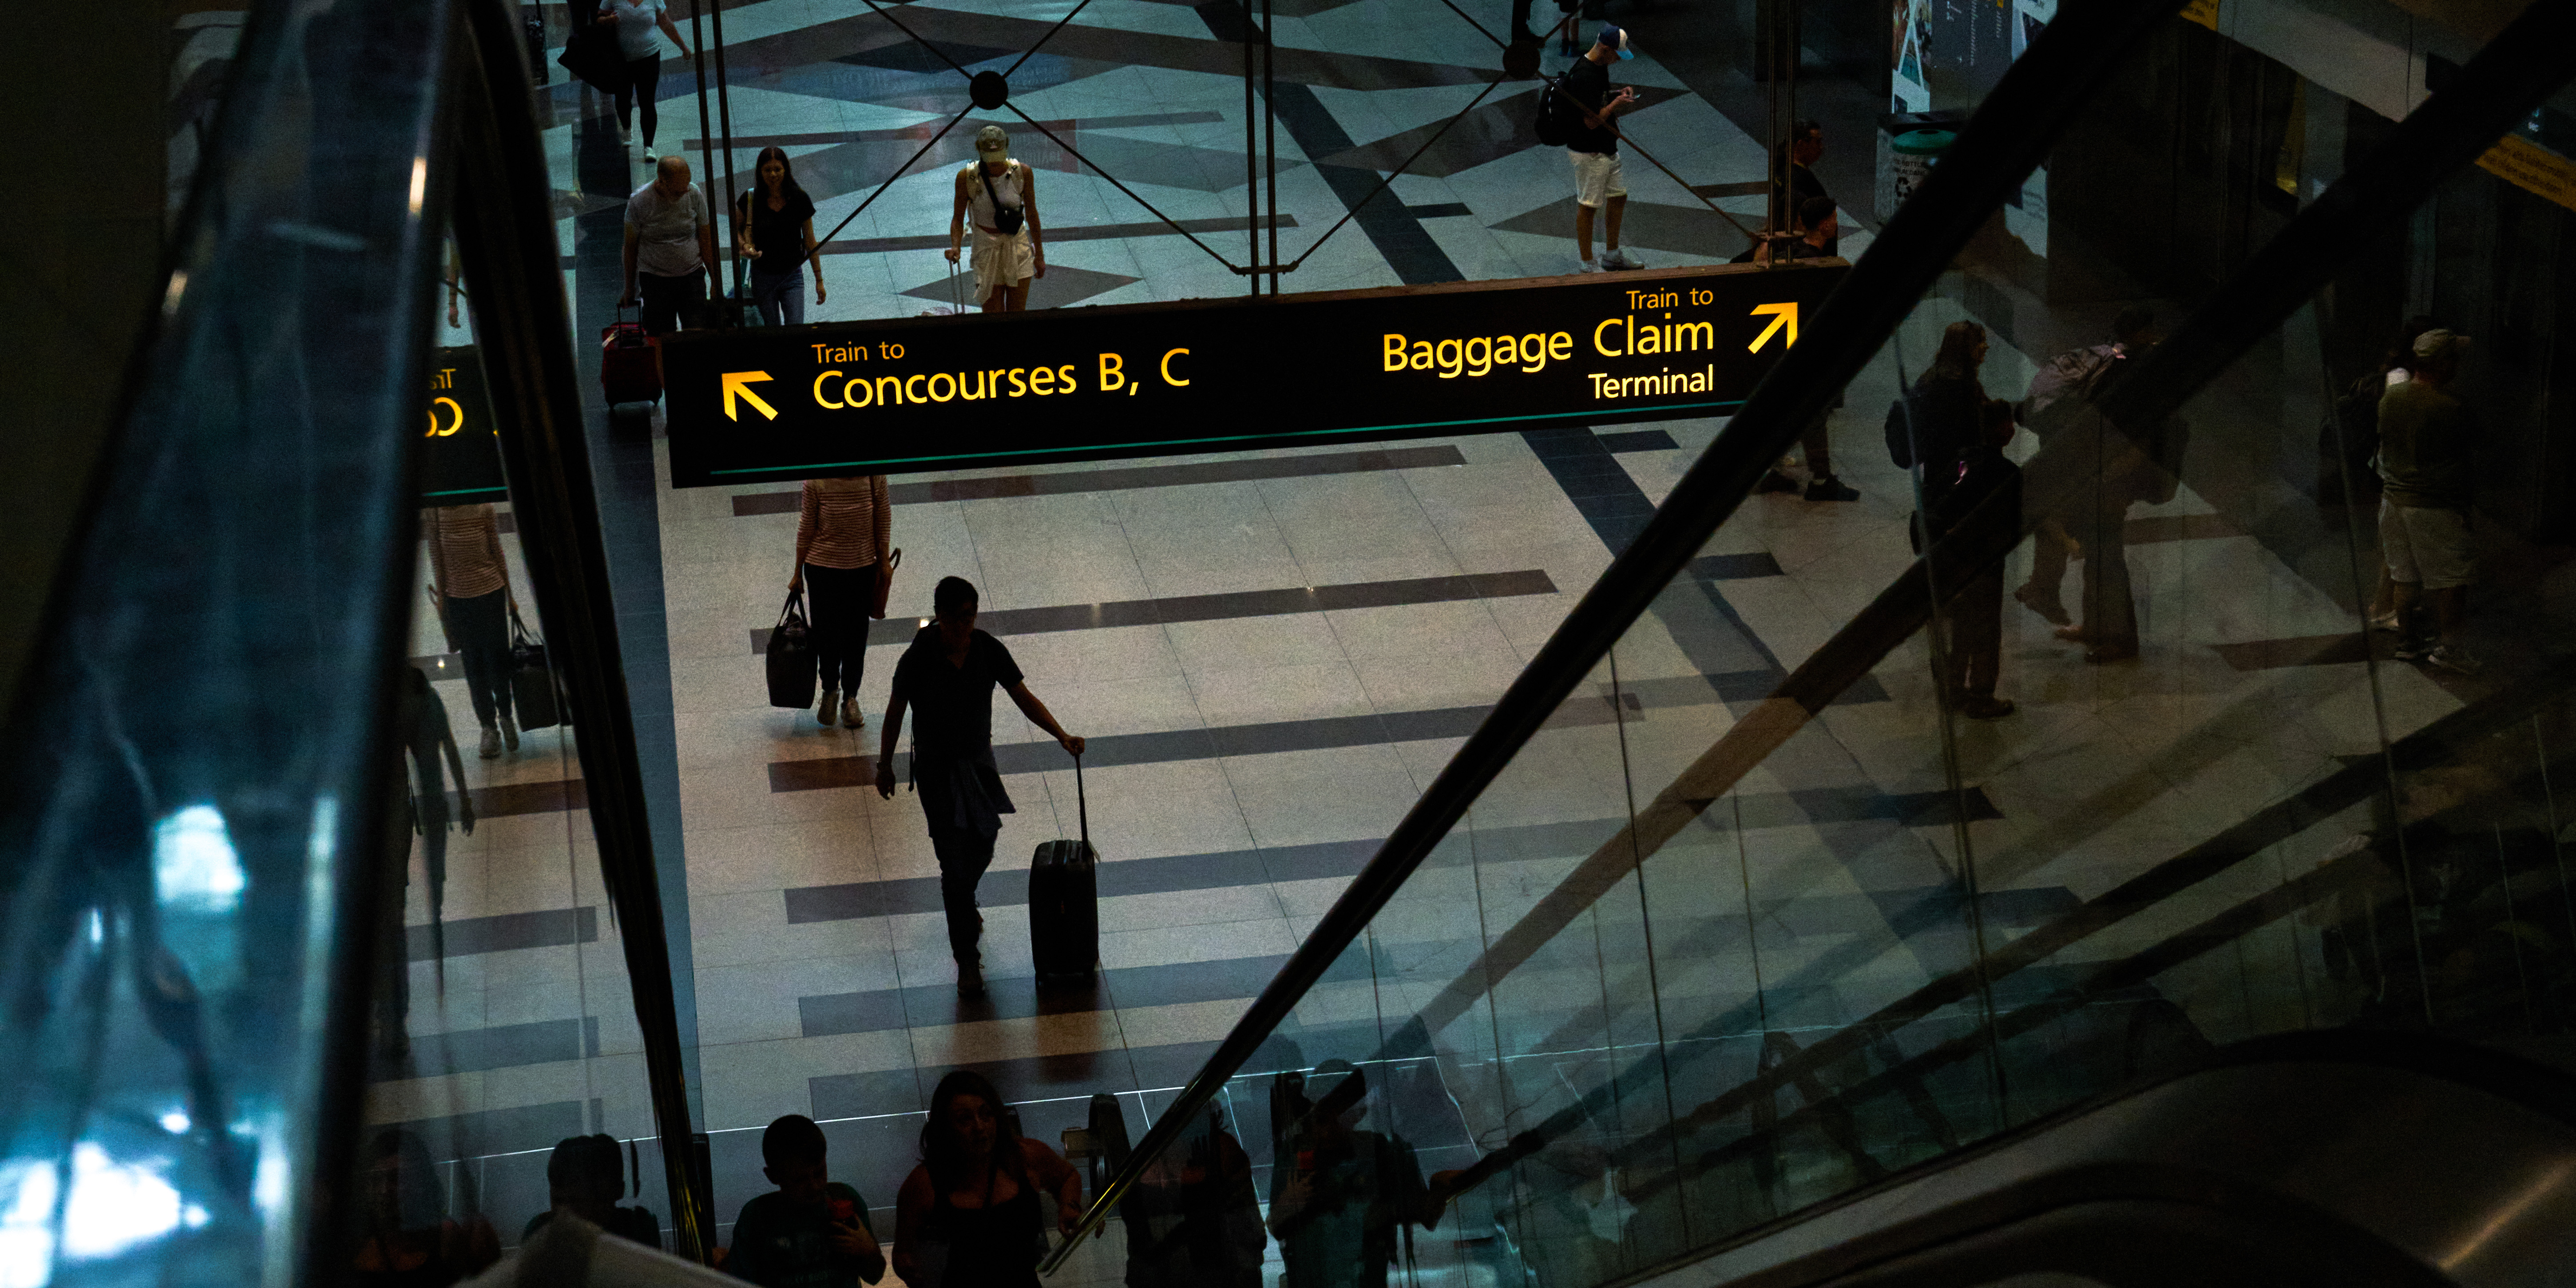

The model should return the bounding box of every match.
[1038,0,2198,1270]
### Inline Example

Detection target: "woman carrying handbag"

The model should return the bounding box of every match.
[790,474,895,729]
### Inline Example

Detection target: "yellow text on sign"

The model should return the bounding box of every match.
[724,371,779,421]
[424,396,464,436]
[1748,303,1799,353]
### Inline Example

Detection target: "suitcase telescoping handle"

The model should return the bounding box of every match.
[1072,749,1087,851]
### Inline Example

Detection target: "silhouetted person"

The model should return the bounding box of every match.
[1267,1062,1454,1288]
[896,1071,1085,1288]
[876,578,1085,999]
[1120,1103,1265,1288]
[525,1135,662,1250]
[2376,329,2480,675]
[2013,305,2155,629]
[349,1129,500,1288]
[728,1114,884,1287]
[380,666,474,1063]
[1891,322,2017,718]
[1751,198,1858,503]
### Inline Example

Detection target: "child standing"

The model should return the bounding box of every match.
[727,1115,886,1287]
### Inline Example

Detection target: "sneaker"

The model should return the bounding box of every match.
[842,697,863,729]
[618,123,633,145]
[1755,470,1799,495]
[479,725,501,759]
[1957,694,2017,720]
[641,146,658,162]
[1804,475,1860,502]
[2366,611,2404,634]
[2423,644,2483,676]
[1576,257,1605,273]
[2014,583,2072,627]
[817,687,838,727]
[2393,637,2433,662]
[500,712,519,753]
[1601,247,1645,270]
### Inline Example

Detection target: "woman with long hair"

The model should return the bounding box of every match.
[737,145,825,326]
[896,1071,1084,1288]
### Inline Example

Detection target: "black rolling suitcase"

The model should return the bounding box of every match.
[1028,753,1099,981]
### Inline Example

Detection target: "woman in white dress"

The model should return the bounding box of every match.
[944,125,1045,312]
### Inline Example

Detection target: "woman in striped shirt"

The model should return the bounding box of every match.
[424,503,519,757]
[789,475,892,728]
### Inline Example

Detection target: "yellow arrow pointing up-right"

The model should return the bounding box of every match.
[723,370,779,421]
[1748,302,1799,353]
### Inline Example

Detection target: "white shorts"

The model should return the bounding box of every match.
[970,226,1034,298]
[2378,498,2474,590]
[1569,149,1626,208]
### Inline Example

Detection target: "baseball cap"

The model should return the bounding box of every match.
[974,124,1010,155]
[2413,328,2470,361]
[1597,24,1634,58]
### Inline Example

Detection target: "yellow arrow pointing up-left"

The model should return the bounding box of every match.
[1747,302,1799,353]
[723,370,779,421]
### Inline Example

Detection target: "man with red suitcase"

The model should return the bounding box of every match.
[619,154,716,339]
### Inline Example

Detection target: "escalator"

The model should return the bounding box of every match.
[5,0,2576,1284]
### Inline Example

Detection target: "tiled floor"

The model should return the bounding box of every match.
[355,0,2498,1268]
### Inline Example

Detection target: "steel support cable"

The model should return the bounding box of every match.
[798,108,973,275]
[1001,0,1106,80]
[1314,0,2576,1210]
[1000,103,1242,270]
[1282,75,1505,270]
[1038,0,2190,1271]
[856,0,978,78]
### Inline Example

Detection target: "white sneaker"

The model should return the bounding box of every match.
[1602,247,1645,270]
[479,725,502,759]
[642,147,658,162]
[817,688,838,727]
[1577,257,1605,273]
[500,712,520,753]
[2423,644,2483,677]
[843,697,863,729]
[618,123,633,145]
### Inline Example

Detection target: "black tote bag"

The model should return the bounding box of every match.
[508,608,565,731]
[557,15,626,96]
[766,591,817,709]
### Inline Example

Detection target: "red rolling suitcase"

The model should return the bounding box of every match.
[601,308,661,404]
[1028,752,1099,981]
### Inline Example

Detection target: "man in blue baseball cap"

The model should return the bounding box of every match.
[1561,24,1644,273]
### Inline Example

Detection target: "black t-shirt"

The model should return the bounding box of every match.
[1559,58,1618,155]
[729,1183,878,1288]
[893,627,1024,764]
[741,188,817,278]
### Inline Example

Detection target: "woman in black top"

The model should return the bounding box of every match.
[737,145,824,326]
[896,1071,1085,1288]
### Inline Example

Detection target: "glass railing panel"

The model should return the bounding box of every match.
[347,233,681,1270]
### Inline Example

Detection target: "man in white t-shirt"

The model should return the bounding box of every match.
[620,154,716,336]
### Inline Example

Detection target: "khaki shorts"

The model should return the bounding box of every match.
[2379,498,2474,590]
[1569,148,1626,208]
[970,226,1034,298]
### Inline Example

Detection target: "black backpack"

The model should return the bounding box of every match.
[1533,79,1573,146]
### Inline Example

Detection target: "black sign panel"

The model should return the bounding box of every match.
[660,262,1845,487]
[420,346,506,503]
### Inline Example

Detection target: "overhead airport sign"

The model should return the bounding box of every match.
[419,346,506,504]
[660,262,1845,487]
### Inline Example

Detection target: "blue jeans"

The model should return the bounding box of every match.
[751,270,805,327]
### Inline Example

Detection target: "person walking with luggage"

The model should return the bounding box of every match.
[620,155,717,337]
[877,577,1084,998]
[598,0,692,161]
[896,1071,1086,1288]
[791,474,891,729]
[1561,25,1644,273]
[738,146,826,327]
[947,126,1045,313]
[424,503,519,758]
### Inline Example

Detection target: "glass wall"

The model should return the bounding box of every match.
[1068,7,2576,1285]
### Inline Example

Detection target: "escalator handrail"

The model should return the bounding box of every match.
[446,0,715,1259]
[1041,0,2201,1266]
